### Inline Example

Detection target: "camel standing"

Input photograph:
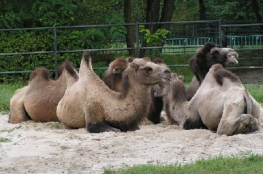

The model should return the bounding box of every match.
[56,52,171,133]
[9,62,78,123]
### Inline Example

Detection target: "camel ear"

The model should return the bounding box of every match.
[178,75,184,81]
[129,62,139,70]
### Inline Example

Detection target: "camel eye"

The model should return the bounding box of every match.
[144,66,153,73]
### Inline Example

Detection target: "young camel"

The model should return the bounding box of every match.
[156,64,260,135]
[56,52,172,133]
[186,42,239,100]
[8,62,78,123]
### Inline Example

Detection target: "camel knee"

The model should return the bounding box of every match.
[87,122,120,133]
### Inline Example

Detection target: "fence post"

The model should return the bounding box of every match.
[53,27,58,79]
[135,22,140,58]
[218,20,222,47]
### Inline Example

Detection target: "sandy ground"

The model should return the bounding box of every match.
[1,110,263,174]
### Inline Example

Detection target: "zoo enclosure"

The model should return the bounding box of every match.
[0,20,262,79]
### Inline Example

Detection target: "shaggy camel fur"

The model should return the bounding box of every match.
[186,42,238,100]
[8,62,78,123]
[154,73,188,125]
[147,58,170,124]
[184,64,260,135]
[155,64,260,135]
[103,57,133,92]
[56,52,171,133]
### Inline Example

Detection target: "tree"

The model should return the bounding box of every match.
[124,0,136,56]
[139,0,175,57]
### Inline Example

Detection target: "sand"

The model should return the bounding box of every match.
[1,110,263,174]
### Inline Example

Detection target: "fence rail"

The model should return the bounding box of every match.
[0,20,262,78]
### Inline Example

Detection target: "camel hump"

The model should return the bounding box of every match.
[152,58,163,64]
[29,67,50,81]
[82,52,92,70]
[213,65,241,86]
[62,61,79,80]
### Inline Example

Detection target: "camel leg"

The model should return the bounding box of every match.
[217,113,252,136]
[183,113,207,130]
[85,107,120,133]
[9,103,28,124]
[87,122,120,133]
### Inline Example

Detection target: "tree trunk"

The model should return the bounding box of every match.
[124,0,136,56]
[158,0,175,30]
[199,0,206,20]
[250,0,263,32]
[140,0,161,57]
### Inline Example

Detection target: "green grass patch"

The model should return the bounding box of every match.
[104,154,263,174]
[0,137,10,142]
[0,82,26,112]
[0,126,22,133]
[244,84,263,103]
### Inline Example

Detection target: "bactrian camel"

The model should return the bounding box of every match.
[187,42,239,100]
[8,62,78,123]
[155,64,260,136]
[56,52,171,133]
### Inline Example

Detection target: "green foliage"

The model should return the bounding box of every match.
[139,26,170,57]
[0,137,10,142]
[105,154,263,174]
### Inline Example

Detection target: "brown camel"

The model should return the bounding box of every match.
[186,42,238,100]
[56,52,172,133]
[155,64,260,135]
[147,58,170,124]
[8,62,78,123]
[103,57,133,92]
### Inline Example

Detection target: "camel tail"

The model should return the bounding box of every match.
[244,89,252,114]
[82,52,93,71]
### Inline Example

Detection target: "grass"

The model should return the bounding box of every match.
[104,154,263,174]
[0,137,10,142]
[0,82,26,112]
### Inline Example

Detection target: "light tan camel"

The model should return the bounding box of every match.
[56,52,171,133]
[154,73,188,125]
[8,62,78,123]
[186,42,239,100]
[155,64,260,135]
[186,64,260,135]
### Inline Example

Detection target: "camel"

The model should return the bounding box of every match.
[147,58,171,124]
[8,61,78,123]
[155,64,260,135]
[186,64,260,135]
[56,52,172,133]
[103,57,133,92]
[186,42,239,100]
[154,73,188,125]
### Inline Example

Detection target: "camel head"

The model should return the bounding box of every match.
[153,73,185,98]
[209,47,239,67]
[129,58,172,85]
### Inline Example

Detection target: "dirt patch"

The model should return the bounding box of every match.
[233,69,263,84]
[1,110,263,174]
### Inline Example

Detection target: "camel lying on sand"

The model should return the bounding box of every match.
[186,64,260,135]
[187,42,239,100]
[155,64,260,135]
[8,62,78,123]
[147,58,171,124]
[154,73,188,125]
[56,52,171,133]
